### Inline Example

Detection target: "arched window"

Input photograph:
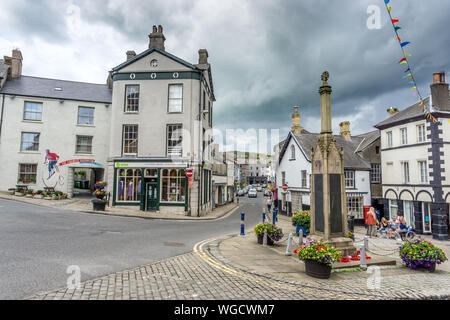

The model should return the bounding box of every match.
[291,145,296,160]
[117,168,142,202]
[161,169,186,203]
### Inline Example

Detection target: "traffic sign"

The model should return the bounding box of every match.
[282,184,288,191]
[186,168,193,178]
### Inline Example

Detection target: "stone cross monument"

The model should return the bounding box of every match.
[309,72,355,256]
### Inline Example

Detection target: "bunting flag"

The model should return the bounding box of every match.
[382,0,436,121]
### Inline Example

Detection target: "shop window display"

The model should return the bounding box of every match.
[117,168,142,202]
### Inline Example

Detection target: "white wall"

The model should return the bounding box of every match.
[0,94,111,193]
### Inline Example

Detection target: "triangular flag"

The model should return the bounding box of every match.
[404,68,411,73]
[419,101,424,106]
[395,26,401,31]
[385,0,390,4]
[392,19,399,24]
[398,58,407,63]
[411,86,417,89]
[388,6,392,13]
[403,52,412,56]
[401,42,410,47]
[396,37,401,41]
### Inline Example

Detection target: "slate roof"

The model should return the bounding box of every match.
[354,130,380,153]
[374,97,430,129]
[0,75,112,103]
[280,132,371,170]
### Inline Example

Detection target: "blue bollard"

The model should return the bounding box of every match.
[240,212,245,236]
[273,207,278,225]
[262,212,266,223]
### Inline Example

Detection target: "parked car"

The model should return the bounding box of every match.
[248,189,257,198]
[238,189,244,197]
[257,186,262,192]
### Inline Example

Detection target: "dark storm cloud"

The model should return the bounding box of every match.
[1,0,449,141]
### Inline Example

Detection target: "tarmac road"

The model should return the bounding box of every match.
[0,195,267,299]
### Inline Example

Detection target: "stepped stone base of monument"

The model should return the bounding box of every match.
[308,235,357,257]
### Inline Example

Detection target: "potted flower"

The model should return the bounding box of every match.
[297,240,341,279]
[8,188,16,195]
[94,181,107,190]
[34,190,44,199]
[254,222,284,246]
[91,198,107,211]
[93,189,107,199]
[292,210,311,236]
[26,189,34,198]
[44,191,52,200]
[400,239,447,272]
[15,188,25,196]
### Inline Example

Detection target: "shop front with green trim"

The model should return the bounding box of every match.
[113,160,189,214]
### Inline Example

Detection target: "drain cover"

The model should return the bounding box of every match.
[164,242,185,247]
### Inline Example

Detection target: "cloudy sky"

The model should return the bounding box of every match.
[1,0,449,152]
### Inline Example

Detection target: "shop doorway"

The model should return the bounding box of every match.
[145,178,159,211]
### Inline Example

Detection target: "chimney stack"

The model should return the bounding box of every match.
[291,106,302,135]
[148,25,166,51]
[198,49,209,65]
[126,50,136,61]
[431,71,449,111]
[339,121,351,140]
[11,49,23,79]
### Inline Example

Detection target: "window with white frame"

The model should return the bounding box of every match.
[77,107,94,125]
[76,136,93,154]
[371,163,381,183]
[20,132,40,151]
[417,124,426,143]
[346,196,363,219]
[116,168,142,202]
[401,161,410,184]
[122,125,138,155]
[400,128,408,145]
[23,102,42,121]
[389,200,398,220]
[387,131,393,148]
[125,85,140,112]
[344,170,355,188]
[418,161,428,183]
[291,145,295,160]
[301,170,307,188]
[18,163,37,183]
[167,124,183,157]
[161,169,186,203]
[168,84,183,113]
[282,171,286,185]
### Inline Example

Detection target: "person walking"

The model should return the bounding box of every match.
[366,207,377,238]
[266,197,272,213]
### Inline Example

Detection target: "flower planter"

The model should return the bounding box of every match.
[44,196,52,200]
[51,195,57,200]
[296,225,309,236]
[26,194,33,198]
[92,199,106,211]
[34,195,44,199]
[257,234,274,246]
[15,192,25,197]
[303,259,332,279]
[8,189,16,195]
[407,263,436,273]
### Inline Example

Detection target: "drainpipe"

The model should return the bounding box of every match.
[0,93,5,144]
[198,72,203,217]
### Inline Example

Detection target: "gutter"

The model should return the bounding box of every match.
[0,93,5,143]
[198,72,203,217]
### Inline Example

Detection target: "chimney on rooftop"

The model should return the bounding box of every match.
[148,25,166,51]
[431,71,449,112]
[291,106,302,135]
[11,49,23,79]
[339,121,351,140]
[126,50,136,61]
[198,49,209,64]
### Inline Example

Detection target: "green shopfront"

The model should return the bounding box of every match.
[113,160,189,212]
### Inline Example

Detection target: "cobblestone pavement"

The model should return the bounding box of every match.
[27,233,450,300]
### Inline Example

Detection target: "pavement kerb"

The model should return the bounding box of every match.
[0,194,240,222]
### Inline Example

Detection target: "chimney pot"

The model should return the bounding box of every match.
[149,25,166,51]
[198,49,209,64]
[126,50,136,61]
[339,121,351,140]
[291,106,302,135]
[11,49,23,79]
[431,71,449,111]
